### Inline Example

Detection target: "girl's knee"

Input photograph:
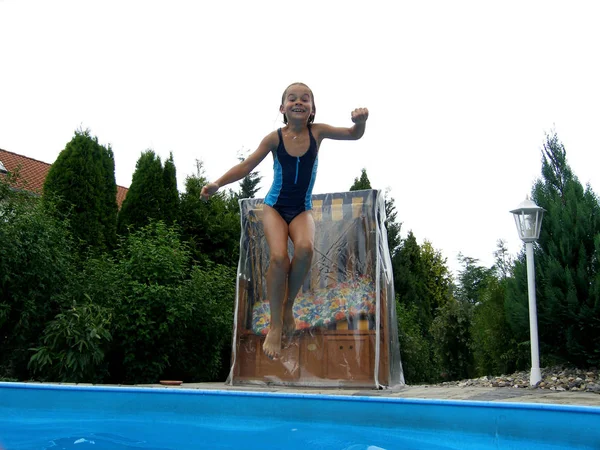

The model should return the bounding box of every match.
[294,241,314,261]
[269,251,290,271]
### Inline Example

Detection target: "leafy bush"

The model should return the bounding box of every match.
[166,263,236,381]
[396,300,439,384]
[470,279,525,376]
[430,299,475,381]
[77,221,236,384]
[0,173,74,379]
[105,221,192,383]
[29,299,112,383]
[118,220,189,286]
[2,170,238,384]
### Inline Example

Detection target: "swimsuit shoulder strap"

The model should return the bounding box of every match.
[307,125,318,154]
[273,128,284,158]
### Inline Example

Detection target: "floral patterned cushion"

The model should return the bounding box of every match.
[251,276,376,335]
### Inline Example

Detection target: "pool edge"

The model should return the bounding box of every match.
[2,381,599,415]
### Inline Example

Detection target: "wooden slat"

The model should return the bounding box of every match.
[352,196,363,218]
[331,197,343,221]
[312,199,323,222]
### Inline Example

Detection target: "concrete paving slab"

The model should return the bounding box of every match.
[138,382,600,407]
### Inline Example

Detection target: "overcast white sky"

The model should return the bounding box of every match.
[1,0,599,276]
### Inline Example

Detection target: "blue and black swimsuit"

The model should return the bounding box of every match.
[264,127,319,224]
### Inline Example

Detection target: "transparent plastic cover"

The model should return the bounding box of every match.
[226,189,404,388]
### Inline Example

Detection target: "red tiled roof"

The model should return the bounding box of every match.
[0,148,128,208]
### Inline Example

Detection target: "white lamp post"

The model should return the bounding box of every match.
[510,196,545,386]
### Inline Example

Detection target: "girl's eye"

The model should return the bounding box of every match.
[301,95,310,102]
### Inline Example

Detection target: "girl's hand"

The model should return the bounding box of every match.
[201,182,219,201]
[351,108,369,124]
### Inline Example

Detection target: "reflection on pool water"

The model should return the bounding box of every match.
[1,382,599,450]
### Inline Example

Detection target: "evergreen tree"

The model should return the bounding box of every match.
[431,252,509,380]
[162,152,180,223]
[455,254,495,304]
[393,231,428,326]
[394,234,453,329]
[118,150,163,233]
[535,133,600,366]
[236,153,262,199]
[421,241,453,311]
[384,191,402,258]
[493,239,513,280]
[447,254,509,377]
[394,234,453,382]
[349,168,371,191]
[507,132,600,366]
[43,129,117,251]
[348,169,401,258]
[117,150,179,233]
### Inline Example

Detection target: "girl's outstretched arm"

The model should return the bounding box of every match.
[201,131,278,200]
[313,107,369,142]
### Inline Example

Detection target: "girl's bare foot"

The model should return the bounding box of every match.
[263,326,282,360]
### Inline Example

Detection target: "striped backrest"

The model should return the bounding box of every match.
[238,190,382,330]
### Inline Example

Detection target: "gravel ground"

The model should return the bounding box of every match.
[428,366,600,393]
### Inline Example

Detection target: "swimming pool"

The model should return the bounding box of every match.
[1,382,599,449]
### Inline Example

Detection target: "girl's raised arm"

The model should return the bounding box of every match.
[201,131,278,200]
[313,108,369,142]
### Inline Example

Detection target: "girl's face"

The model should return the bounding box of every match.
[280,84,315,125]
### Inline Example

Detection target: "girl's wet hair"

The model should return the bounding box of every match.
[281,82,316,125]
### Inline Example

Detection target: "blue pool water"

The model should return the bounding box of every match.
[0,382,599,449]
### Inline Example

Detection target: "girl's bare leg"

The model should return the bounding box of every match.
[262,205,290,359]
[283,211,315,334]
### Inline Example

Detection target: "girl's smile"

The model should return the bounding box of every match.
[281,85,314,124]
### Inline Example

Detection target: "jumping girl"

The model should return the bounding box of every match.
[201,82,368,359]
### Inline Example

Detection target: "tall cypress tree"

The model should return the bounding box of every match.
[507,132,600,366]
[43,129,117,251]
[117,150,179,233]
[162,152,180,223]
[393,232,427,320]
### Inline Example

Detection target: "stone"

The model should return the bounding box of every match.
[417,366,600,394]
